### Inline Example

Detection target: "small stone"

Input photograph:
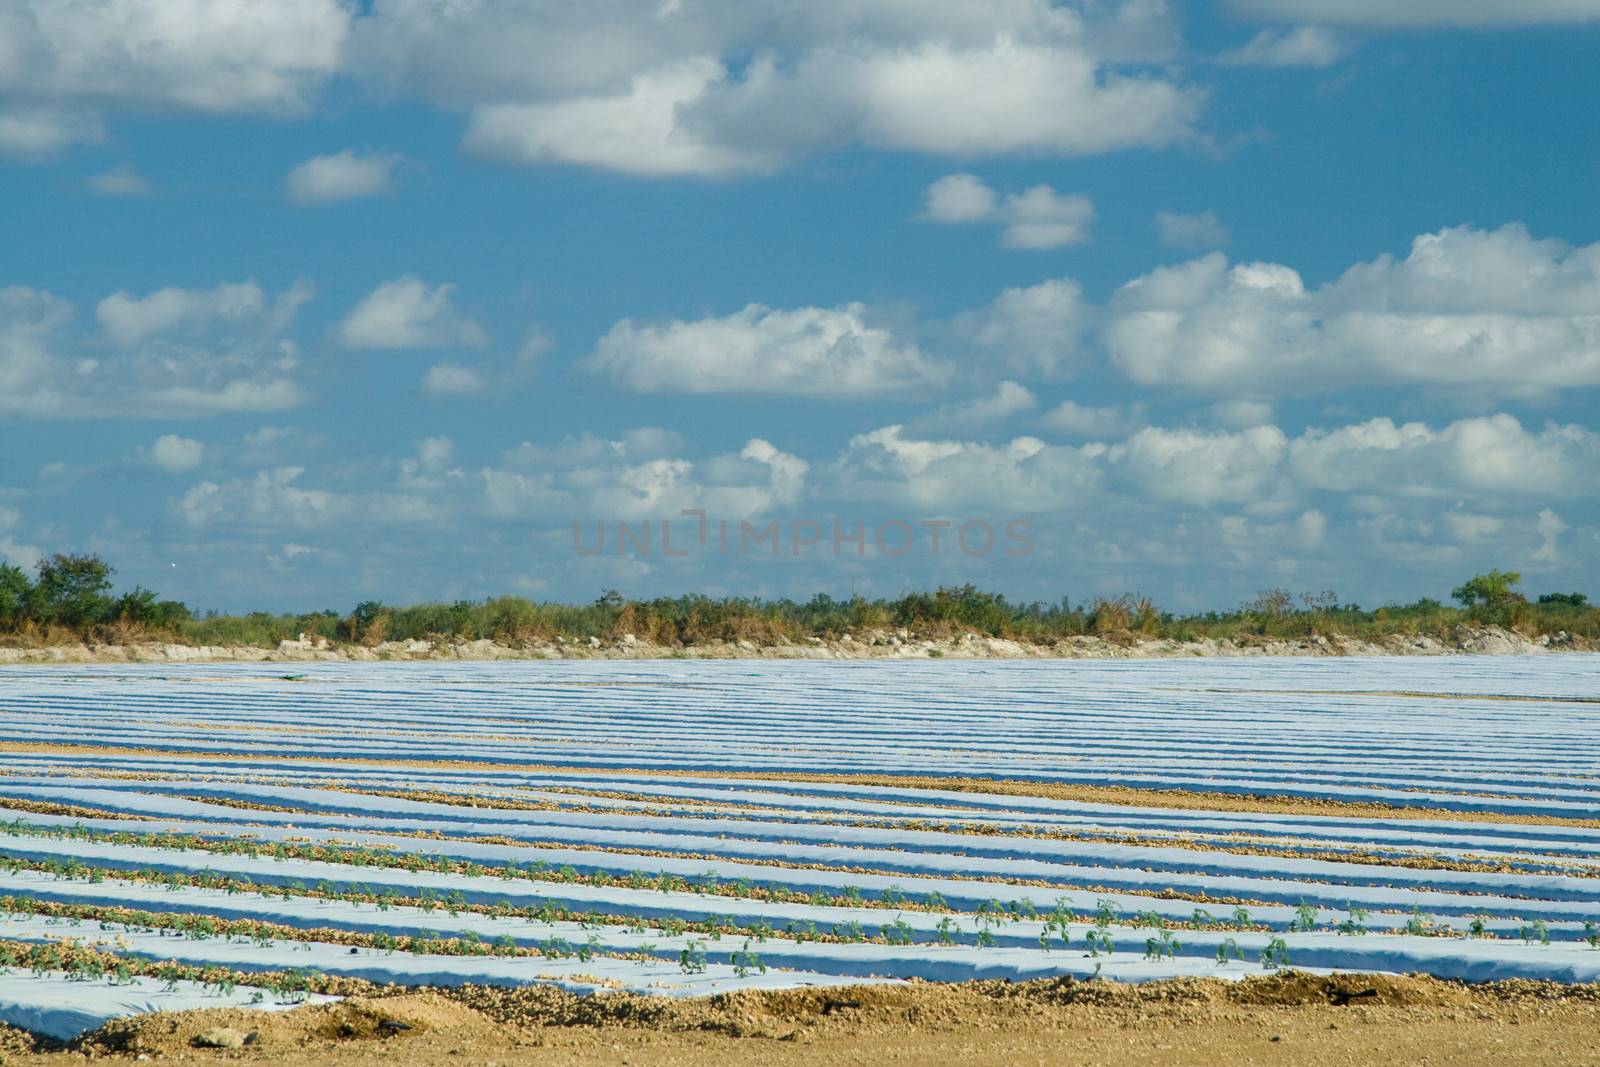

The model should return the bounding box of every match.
[192,1028,246,1049]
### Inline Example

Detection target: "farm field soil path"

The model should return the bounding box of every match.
[6,977,1600,1067]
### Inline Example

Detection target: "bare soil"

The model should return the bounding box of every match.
[6,974,1600,1067]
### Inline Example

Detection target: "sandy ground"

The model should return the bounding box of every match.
[6,975,1600,1067]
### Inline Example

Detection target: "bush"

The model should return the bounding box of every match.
[1452,570,1531,628]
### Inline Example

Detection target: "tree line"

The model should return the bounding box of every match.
[0,553,1592,647]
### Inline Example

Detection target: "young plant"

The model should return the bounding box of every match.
[1083,928,1114,958]
[1289,903,1318,933]
[678,940,708,975]
[1215,937,1242,966]
[1260,936,1290,971]
[1520,920,1550,946]
[1336,906,1369,936]
[730,941,766,979]
[1143,929,1179,961]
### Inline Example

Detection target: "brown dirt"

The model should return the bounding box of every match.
[6,975,1600,1066]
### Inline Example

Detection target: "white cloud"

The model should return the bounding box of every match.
[235,425,323,466]
[1,0,351,113]
[339,276,488,350]
[910,380,1036,434]
[421,362,487,397]
[1532,508,1567,566]
[587,302,947,399]
[1227,1,1600,27]
[85,163,150,196]
[697,37,1200,163]
[0,107,101,157]
[1038,399,1146,437]
[483,433,807,523]
[1220,26,1350,67]
[1154,209,1228,249]
[4,3,1201,177]
[286,149,398,203]
[923,173,996,223]
[1106,224,1600,397]
[376,3,1200,177]
[923,174,1095,249]
[827,424,1102,513]
[1290,415,1600,498]
[1,281,311,419]
[97,281,268,347]
[177,465,439,530]
[825,425,1100,511]
[1294,508,1327,548]
[1111,425,1290,506]
[147,434,204,473]
[951,278,1090,379]
[463,59,780,178]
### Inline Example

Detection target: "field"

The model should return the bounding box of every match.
[0,656,1598,1059]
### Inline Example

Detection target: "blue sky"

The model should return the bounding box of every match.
[2,0,1599,614]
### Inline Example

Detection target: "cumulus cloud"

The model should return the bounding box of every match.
[1105,224,1600,397]
[178,462,441,531]
[587,303,947,399]
[1220,26,1350,67]
[484,433,808,524]
[1226,1,1600,27]
[85,163,150,196]
[286,149,399,203]
[909,381,1036,434]
[1532,508,1568,566]
[97,281,270,347]
[463,59,780,178]
[339,276,488,349]
[1,280,311,418]
[923,174,1095,249]
[1111,425,1290,507]
[951,278,1091,379]
[1038,400,1147,438]
[1155,209,1229,249]
[371,2,1201,177]
[4,3,1202,176]
[146,434,204,473]
[1289,415,1600,498]
[0,0,350,113]
[420,362,487,397]
[0,107,101,157]
[827,424,1103,513]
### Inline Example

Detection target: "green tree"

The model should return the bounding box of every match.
[1451,570,1529,627]
[0,562,34,627]
[31,554,115,627]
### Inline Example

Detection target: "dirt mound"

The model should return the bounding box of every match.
[76,992,499,1059]
[6,973,1595,1067]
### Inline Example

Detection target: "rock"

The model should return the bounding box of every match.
[193,1027,247,1049]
